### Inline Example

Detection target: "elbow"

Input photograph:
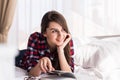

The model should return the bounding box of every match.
[28,71,40,77]
[28,69,41,77]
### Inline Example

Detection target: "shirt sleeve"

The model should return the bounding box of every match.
[20,32,41,72]
[69,39,74,72]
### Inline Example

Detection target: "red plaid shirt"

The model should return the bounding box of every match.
[20,32,74,72]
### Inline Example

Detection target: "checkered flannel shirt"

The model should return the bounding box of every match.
[20,32,74,72]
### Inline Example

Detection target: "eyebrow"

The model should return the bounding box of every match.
[49,28,59,30]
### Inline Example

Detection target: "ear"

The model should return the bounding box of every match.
[43,32,47,37]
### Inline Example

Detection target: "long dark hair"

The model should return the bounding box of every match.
[41,11,71,70]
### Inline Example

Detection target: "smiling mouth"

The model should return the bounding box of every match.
[56,39,64,42]
[57,40,63,43]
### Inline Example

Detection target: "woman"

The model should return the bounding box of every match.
[20,11,74,77]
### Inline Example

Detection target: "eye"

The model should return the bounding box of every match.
[51,30,57,33]
[51,30,55,33]
[61,29,66,33]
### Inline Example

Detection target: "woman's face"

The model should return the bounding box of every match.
[43,22,67,48]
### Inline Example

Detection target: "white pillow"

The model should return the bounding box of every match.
[73,37,120,80]
[72,37,101,67]
[15,67,27,77]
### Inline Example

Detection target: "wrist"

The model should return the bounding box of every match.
[57,49,64,55]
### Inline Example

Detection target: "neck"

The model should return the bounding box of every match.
[46,40,56,52]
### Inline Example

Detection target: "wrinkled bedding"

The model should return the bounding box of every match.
[73,37,120,80]
[15,37,120,80]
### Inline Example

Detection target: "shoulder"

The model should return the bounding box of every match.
[69,39,74,55]
[69,39,74,47]
[29,32,45,40]
[27,32,47,48]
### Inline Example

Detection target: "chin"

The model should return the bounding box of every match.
[56,42,63,46]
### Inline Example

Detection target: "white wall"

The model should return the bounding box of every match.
[0,45,17,80]
[8,0,120,48]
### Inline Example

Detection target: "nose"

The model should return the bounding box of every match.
[57,31,64,40]
[58,31,62,36]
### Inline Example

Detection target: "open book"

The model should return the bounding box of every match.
[40,70,76,80]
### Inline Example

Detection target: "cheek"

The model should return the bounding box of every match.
[61,33,67,39]
[47,34,57,40]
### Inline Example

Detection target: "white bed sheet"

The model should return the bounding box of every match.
[15,66,120,80]
[15,37,120,80]
[73,37,120,80]
[15,67,99,80]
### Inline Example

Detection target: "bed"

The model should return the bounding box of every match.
[15,35,120,80]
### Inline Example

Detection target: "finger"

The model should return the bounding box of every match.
[39,59,47,73]
[47,59,53,72]
[62,34,71,47]
[65,34,71,41]
[43,58,48,71]
[52,67,55,71]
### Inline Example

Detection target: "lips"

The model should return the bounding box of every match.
[56,35,66,43]
[56,38,64,42]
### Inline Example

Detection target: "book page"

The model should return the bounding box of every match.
[40,70,76,80]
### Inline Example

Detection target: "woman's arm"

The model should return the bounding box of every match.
[57,34,72,72]
[22,32,54,77]
[29,62,41,76]
[57,49,72,72]
[29,57,55,77]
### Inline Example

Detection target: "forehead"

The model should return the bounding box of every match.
[48,22,63,30]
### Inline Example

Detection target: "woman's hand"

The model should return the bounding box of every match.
[39,57,55,73]
[57,33,71,52]
[56,33,72,72]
